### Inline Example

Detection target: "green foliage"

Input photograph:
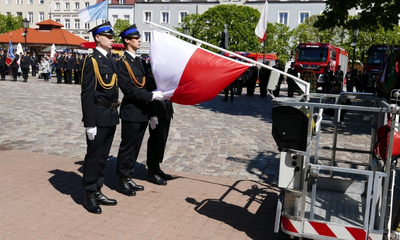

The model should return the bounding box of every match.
[177,5,293,63]
[112,19,130,43]
[0,14,23,35]
[314,0,400,31]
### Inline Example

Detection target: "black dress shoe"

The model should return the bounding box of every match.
[83,197,102,214]
[116,179,136,196]
[92,191,117,205]
[124,178,144,191]
[148,174,167,185]
[156,170,172,180]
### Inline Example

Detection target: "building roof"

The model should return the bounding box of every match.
[0,19,87,46]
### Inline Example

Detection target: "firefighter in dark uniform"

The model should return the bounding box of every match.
[20,49,31,82]
[287,62,299,97]
[146,60,174,186]
[30,51,38,77]
[64,50,74,84]
[10,49,19,81]
[115,24,165,194]
[55,51,64,83]
[0,47,6,80]
[74,52,83,84]
[81,22,120,214]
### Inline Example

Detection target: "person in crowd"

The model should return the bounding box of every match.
[55,51,64,83]
[286,62,298,97]
[81,22,120,214]
[335,65,344,87]
[64,50,74,84]
[345,68,352,92]
[0,47,6,80]
[145,60,174,186]
[20,49,30,82]
[10,49,19,81]
[30,51,38,77]
[115,24,165,193]
[222,80,236,102]
[258,61,271,97]
[40,56,50,82]
[356,70,363,92]
[47,55,54,79]
[74,52,83,84]
[272,60,284,97]
[323,62,333,93]
[246,65,258,96]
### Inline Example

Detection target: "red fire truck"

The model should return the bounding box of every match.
[223,51,278,65]
[294,43,348,89]
[365,44,399,90]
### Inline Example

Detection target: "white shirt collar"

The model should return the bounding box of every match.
[125,50,137,59]
[96,47,109,58]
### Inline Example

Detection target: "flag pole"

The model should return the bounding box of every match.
[145,21,310,97]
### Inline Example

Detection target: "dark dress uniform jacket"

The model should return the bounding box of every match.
[117,52,153,123]
[81,49,119,128]
[0,52,6,67]
[10,54,19,68]
[20,55,30,68]
[55,55,64,69]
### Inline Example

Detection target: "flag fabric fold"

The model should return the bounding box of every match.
[255,0,269,42]
[78,0,107,23]
[150,30,251,105]
[6,39,14,66]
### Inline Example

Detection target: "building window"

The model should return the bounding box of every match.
[6,12,11,15]
[28,0,32,4]
[65,19,70,29]
[16,0,22,4]
[6,0,11,4]
[124,15,129,21]
[39,12,44,21]
[161,12,169,24]
[144,11,152,22]
[39,0,44,3]
[144,31,151,42]
[85,23,90,29]
[162,0,170,2]
[65,2,70,10]
[75,19,80,29]
[299,12,309,24]
[112,15,118,25]
[85,2,89,7]
[55,18,61,23]
[178,11,188,23]
[28,12,33,23]
[84,36,89,41]
[278,12,288,25]
[75,2,79,10]
[55,2,60,10]
[119,0,125,3]
[16,12,22,17]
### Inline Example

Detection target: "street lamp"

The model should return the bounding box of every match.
[350,28,359,92]
[22,18,29,51]
[183,25,189,41]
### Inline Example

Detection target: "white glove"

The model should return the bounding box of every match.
[85,127,97,141]
[149,116,158,130]
[152,91,164,101]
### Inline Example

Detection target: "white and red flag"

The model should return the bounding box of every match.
[255,0,269,42]
[150,30,251,105]
[6,39,14,66]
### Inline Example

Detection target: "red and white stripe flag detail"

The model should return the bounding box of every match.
[255,0,268,42]
[150,29,251,105]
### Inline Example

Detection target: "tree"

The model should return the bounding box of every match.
[177,5,293,63]
[0,14,23,35]
[314,0,400,31]
[112,19,130,43]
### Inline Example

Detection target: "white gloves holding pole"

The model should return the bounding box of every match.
[151,90,165,101]
[149,116,158,129]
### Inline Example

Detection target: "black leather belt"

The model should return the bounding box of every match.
[95,99,120,110]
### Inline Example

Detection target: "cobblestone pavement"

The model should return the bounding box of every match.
[0,75,396,240]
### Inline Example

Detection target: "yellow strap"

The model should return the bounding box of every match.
[123,60,146,89]
[91,57,117,90]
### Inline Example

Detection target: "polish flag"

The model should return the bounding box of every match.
[150,30,251,105]
[255,0,269,42]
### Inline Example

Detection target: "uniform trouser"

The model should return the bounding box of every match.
[117,120,148,178]
[147,117,171,173]
[246,78,257,96]
[287,78,295,97]
[31,66,36,76]
[22,67,29,80]
[259,79,268,97]
[56,69,62,83]
[11,67,18,80]
[74,70,81,84]
[0,65,5,79]
[224,82,235,101]
[82,126,116,192]
[65,70,71,84]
